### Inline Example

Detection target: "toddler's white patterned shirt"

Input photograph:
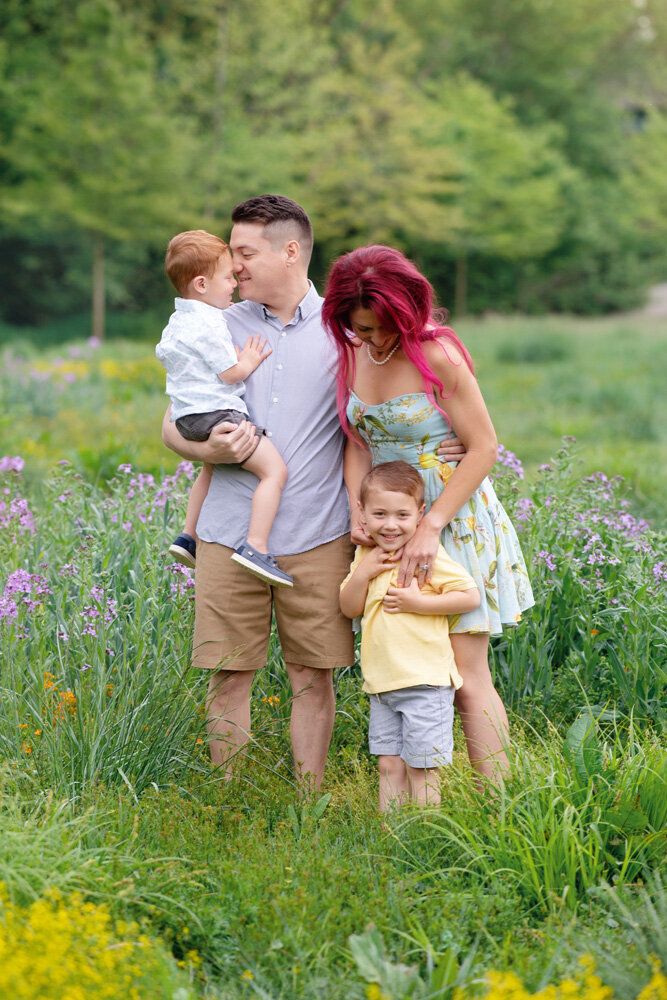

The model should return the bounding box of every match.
[156,298,248,420]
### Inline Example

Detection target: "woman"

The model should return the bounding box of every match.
[322,245,534,784]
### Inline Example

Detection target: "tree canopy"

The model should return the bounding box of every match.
[1,0,665,326]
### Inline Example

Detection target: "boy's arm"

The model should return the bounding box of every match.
[382,581,480,616]
[219,334,272,384]
[340,548,402,618]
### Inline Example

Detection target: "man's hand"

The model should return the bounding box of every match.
[204,419,257,464]
[350,506,374,546]
[437,434,466,462]
[235,335,272,374]
[382,578,423,614]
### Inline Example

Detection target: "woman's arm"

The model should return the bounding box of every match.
[343,430,374,545]
[161,404,258,464]
[382,582,480,616]
[398,341,497,587]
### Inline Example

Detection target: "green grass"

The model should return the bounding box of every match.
[0,310,665,519]
[458,314,667,519]
[0,312,665,998]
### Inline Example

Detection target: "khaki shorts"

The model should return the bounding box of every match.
[193,535,355,671]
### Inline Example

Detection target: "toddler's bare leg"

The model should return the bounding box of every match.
[407,765,441,807]
[184,464,213,538]
[241,437,288,553]
[378,755,409,812]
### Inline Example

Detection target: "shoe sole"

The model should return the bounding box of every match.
[169,544,196,568]
[230,551,293,587]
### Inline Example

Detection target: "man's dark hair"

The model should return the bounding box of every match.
[231,194,313,265]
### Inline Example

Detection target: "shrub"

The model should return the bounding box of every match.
[0,885,196,999]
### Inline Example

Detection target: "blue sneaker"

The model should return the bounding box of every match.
[230,543,293,588]
[169,532,196,567]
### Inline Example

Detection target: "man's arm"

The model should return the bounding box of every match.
[343,434,373,545]
[161,404,258,464]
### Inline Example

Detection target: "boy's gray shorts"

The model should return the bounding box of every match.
[368,684,455,769]
[176,409,263,457]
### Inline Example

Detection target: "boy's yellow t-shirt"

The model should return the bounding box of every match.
[341,544,477,695]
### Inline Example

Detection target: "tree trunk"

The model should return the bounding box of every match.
[455,252,467,318]
[92,232,105,340]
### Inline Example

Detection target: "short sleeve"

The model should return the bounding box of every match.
[340,545,369,591]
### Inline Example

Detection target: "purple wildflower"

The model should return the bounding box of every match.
[0,456,25,473]
[535,550,557,572]
[496,445,525,480]
[516,498,535,525]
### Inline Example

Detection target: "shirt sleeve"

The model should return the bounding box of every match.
[196,317,239,376]
[339,545,369,591]
[430,548,477,594]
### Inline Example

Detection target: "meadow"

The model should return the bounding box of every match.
[0,313,665,999]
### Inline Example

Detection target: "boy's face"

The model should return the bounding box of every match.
[360,487,425,553]
[198,252,237,309]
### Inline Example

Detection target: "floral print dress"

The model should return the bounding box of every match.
[347,391,535,634]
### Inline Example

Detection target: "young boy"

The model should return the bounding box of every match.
[339,461,480,810]
[156,230,292,587]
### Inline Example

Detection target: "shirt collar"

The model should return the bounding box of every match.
[174,297,224,319]
[255,281,321,325]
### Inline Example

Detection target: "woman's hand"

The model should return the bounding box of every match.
[397,516,442,588]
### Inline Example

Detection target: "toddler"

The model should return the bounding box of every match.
[156,230,292,587]
[339,461,480,810]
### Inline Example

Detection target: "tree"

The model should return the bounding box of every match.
[429,75,571,314]
[1,0,197,337]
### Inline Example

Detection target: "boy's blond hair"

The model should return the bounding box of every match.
[360,461,425,507]
[165,230,229,296]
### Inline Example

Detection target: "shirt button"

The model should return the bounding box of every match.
[272,397,278,403]
[281,332,286,338]
[267,431,273,438]
[277,364,283,370]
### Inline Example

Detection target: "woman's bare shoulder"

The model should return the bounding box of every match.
[422,336,467,380]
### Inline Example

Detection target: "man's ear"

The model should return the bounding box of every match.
[284,239,300,266]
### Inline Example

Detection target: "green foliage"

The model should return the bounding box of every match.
[392,721,666,916]
[581,875,667,1000]
[489,441,667,728]
[2,0,667,322]
[0,316,665,996]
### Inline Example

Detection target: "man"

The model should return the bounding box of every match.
[162,195,354,789]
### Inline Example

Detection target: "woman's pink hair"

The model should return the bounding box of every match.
[322,245,474,439]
